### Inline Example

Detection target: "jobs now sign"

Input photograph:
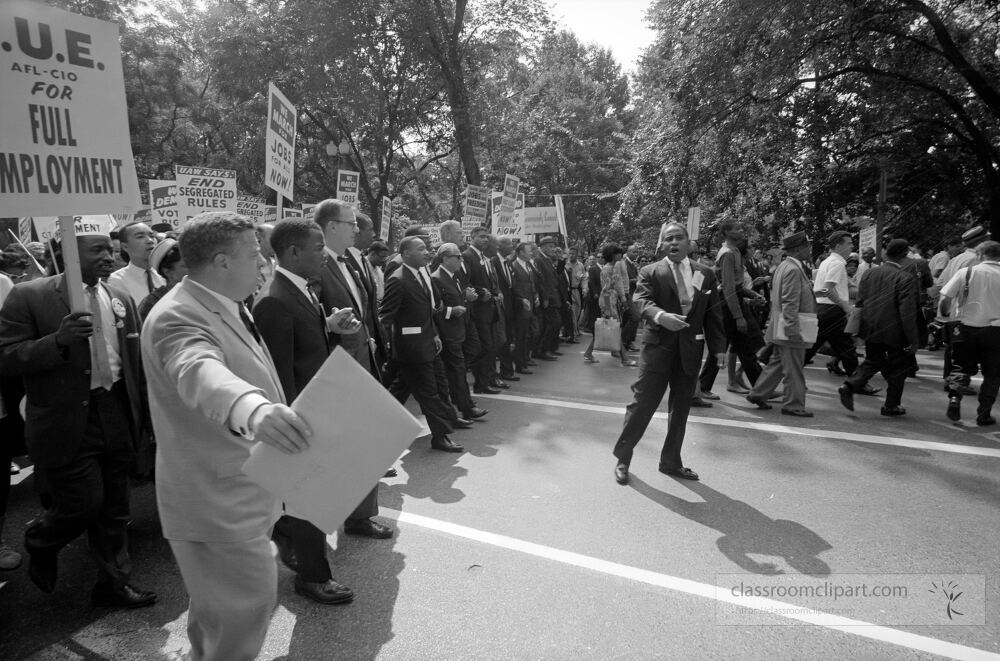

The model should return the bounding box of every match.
[175,165,237,224]
[0,1,141,216]
[265,82,296,201]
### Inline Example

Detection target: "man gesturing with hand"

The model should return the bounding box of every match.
[142,212,310,661]
[612,222,726,484]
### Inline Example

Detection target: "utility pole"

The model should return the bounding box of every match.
[876,157,888,256]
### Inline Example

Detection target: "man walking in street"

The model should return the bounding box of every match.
[806,230,859,377]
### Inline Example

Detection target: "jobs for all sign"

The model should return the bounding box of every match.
[265,82,296,201]
[337,170,359,208]
[0,1,141,216]
[175,165,237,224]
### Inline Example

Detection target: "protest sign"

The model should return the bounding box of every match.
[498,174,519,226]
[495,193,526,241]
[263,205,278,223]
[31,216,60,242]
[859,225,877,253]
[425,224,442,248]
[283,208,303,219]
[491,191,503,228]
[238,196,267,224]
[18,217,32,242]
[380,197,391,242]
[243,348,423,534]
[461,184,490,230]
[0,1,142,216]
[687,206,701,240]
[337,170,360,208]
[265,82,296,201]
[522,206,560,234]
[175,165,237,224]
[149,179,179,229]
[301,203,316,222]
[555,194,568,236]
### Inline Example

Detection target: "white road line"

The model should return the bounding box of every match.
[382,508,998,661]
[479,393,1000,458]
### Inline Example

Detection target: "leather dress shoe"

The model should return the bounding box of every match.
[473,385,501,395]
[383,467,398,478]
[465,407,489,419]
[344,519,394,539]
[500,373,521,382]
[690,397,713,408]
[490,380,510,390]
[837,385,854,411]
[525,360,539,367]
[977,415,997,426]
[515,369,533,375]
[659,465,699,481]
[614,462,629,485]
[880,405,906,417]
[91,583,157,609]
[28,549,57,594]
[781,408,814,418]
[453,417,474,429]
[746,395,772,410]
[294,577,354,605]
[947,396,961,421]
[697,390,721,401]
[431,435,465,452]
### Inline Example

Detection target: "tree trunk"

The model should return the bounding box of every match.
[446,82,482,186]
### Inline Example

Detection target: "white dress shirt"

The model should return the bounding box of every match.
[813,252,848,305]
[107,261,166,305]
[325,247,363,315]
[941,261,1000,327]
[84,281,123,388]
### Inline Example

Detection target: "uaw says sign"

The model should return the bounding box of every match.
[265,82,295,201]
[175,165,237,224]
[0,1,141,216]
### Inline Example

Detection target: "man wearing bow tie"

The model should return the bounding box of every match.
[612,222,726,484]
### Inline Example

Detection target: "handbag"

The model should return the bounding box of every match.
[594,317,622,352]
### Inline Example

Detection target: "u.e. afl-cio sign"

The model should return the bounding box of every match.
[174,165,237,225]
[0,1,142,216]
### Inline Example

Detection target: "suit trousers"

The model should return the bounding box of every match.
[952,327,1000,417]
[472,313,498,387]
[513,311,533,369]
[846,342,910,408]
[539,305,561,354]
[170,535,276,661]
[399,360,455,436]
[749,345,807,411]
[613,363,698,469]
[272,514,330,583]
[441,339,476,415]
[806,304,858,375]
[25,382,132,588]
[496,316,514,376]
[698,325,763,392]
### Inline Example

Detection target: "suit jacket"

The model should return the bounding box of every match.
[462,247,500,323]
[511,260,537,317]
[0,275,147,469]
[142,277,284,542]
[379,266,440,364]
[855,263,919,348]
[253,271,330,401]
[533,254,560,306]
[346,247,387,361]
[432,266,468,344]
[763,257,816,348]
[635,259,726,375]
[493,255,514,322]
[318,251,377,375]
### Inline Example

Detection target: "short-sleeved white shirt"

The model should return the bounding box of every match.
[941,261,1000,327]
[813,252,848,305]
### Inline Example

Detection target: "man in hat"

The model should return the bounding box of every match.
[0,220,156,606]
[107,222,166,305]
[611,222,726,484]
[934,225,991,396]
[746,231,817,417]
[837,239,920,416]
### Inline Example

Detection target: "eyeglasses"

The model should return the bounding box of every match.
[332,220,358,228]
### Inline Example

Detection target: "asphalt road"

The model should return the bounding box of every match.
[2,342,998,660]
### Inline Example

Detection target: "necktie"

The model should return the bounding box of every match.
[338,256,365,316]
[145,269,154,294]
[418,269,434,308]
[86,286,114,390]
[673,262,692,314]
[238,303,262,344]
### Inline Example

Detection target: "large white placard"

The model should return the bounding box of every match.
[498,174,519,227]
[859,225,877,253]
[380,196,391,242]
[174,165,237,224]
[522,206,559,234]
[0,1,141,216]
[238,196,267,224]
[265,82,296,201]
[687,206,701,240]
[461,184,490,230]
[495,192,526,241]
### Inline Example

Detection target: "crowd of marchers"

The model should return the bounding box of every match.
[0,207,997,661]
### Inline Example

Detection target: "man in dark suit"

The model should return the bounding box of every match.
[0,225,155,606]
[347,212,388,377]
[253,218,361,606]
[463,226,506,393]
[493,236,518,381]
[612,222,726,484]
[380,237,465,452]
[838,239,920,416]
[432,243,488,420]
[510,242,539,374]
[312,200,394,539]
[533,236,562,360]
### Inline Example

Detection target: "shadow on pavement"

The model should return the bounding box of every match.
[628,476,833,576]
